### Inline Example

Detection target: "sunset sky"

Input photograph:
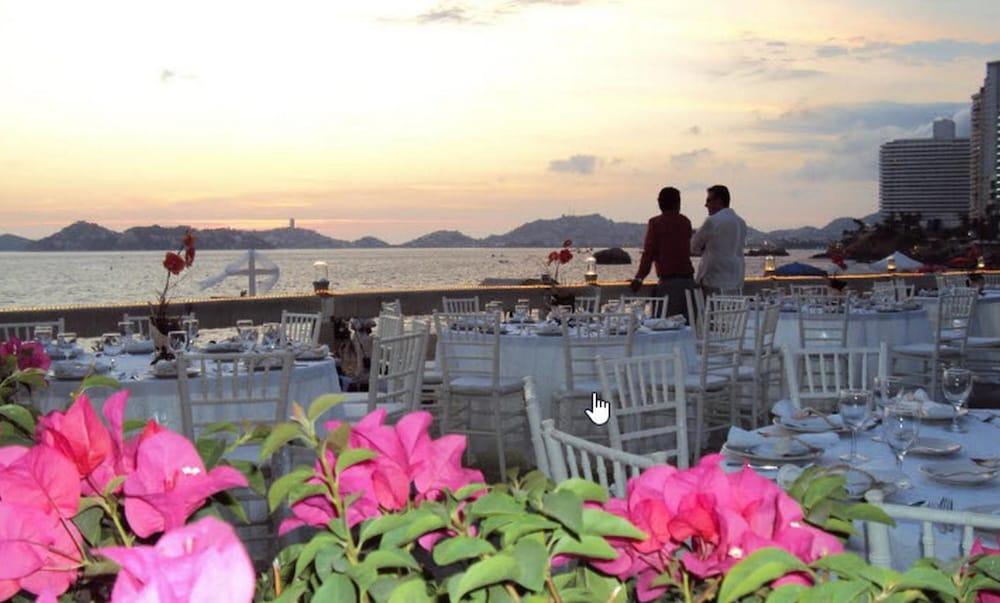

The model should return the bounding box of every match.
[2,0,999,243]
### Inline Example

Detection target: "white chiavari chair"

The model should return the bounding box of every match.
[377,311,405,339]
[380,299,402,315]
[574,293,602,314]
[797,293,852,348]
[552,312,635,438]
[176,350,293,564]
[121,314,151,338]
[279,311,322,347]
[442,296,480,313]
[435,312,525,477]
[620,295,670,320]
[737,302,782,428]
[685,288,706,338]
[790,284,828,297]
[540,419,666,498]
[936,273,970,290]
[983,274,1000,289]
[0,318,65,341]
[597,348,689,468]
[892,288,976,396]
[864,489,1000,569]
[340,329,428,422]
[782,343,888,413]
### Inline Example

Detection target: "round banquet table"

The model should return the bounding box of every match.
[492,324,699,419]
[916,291,1000,337]
[32,350,342,431]
[730,409,1000,571]
[769,307,934,351]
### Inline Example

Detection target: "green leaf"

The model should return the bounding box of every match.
[469,491,523,517]
[975,554,1000,581]
[498,516,560,547]
[718,548,811,603]
[359,513,410,547]
[294,533,340,579]
[72,506,104,547]
[336,447,378,475]
[895,567,959,598]
[195,437,226,469]
[315,543,346,580]
[555,478,609,503]
[272,583,307,603]
[314,573,356,603]
[433,536,497,566]
[765,584,808,603]
[381,509,448,549]
[202,421,240,435]
[268,467,315,512]
[362,548,421,572]
[259,421,301,461]
[101,475,127,498]
[450,554,521,602]
[581,508,645,540]
[122,418,147,433]
[387,578,432,603]
[0,404,35,434]
[481,515,517,539]
[326,422,352,454]
[287,482,328,506]
[454,483,488,501]
[800,580,872,603]
[308,394,347,422]
[802,475,846,508]
[845,502,896,526]
[76,374,121,393]
[225,459,266,495]
[541,490,583,535]
[213,490,249,524]
[551,534,618,561]
[511,539,547,592]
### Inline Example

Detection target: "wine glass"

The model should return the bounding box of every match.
[237,325,257,352]
[872,376,903,410]
[183,318,199,344]
[882,403,920,489]
[118,321,134,341]
[941,367,972,433]
[167,330,188,354]
[58,331,77,349]
[838,389,872,462]
[260,323,280,351]
[101,333,122,375]
[33,326,54,346]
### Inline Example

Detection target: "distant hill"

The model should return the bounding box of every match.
[3,212,880,252]
[0,234,31,251]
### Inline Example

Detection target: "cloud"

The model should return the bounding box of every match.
[670,148,713,165]
[686,125,701,135]
[548,154,600,174]
[815,45,849,58]
[405,0,591,25]
[415,5,472,24]
[756,101,967,134]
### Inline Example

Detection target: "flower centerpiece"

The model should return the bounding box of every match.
[149,230,196,357]
[543,239,578,312]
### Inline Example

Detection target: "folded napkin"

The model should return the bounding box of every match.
[533,322,562,335]
[726,426,839,452]
[295,344,330,359]
[52,360,109,379]
[893,389,954,419]
[124,339,155,354]
[771,400,844,429]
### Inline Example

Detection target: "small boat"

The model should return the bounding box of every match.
[746,246,789,257]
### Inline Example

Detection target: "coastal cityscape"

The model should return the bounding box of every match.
[3,3,1000,601]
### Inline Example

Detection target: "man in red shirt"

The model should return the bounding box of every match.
[629,187,696,318]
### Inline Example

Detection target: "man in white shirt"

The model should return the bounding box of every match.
[690,185,747,295]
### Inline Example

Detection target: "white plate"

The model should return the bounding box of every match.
[721,441,823,464]
[774,415,843,433]
[909,436,962,456]
[920,461,998,486]
[894,401,966,421]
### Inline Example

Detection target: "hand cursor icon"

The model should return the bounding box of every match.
[585,393,610,426]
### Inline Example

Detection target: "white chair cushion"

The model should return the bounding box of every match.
[554,380,616,400]
[423,369,443,384]
[341,399,406,421]
[965,336,1000,348]
[448,376,524,396]
[893,343,963,356]
[712,365,757,381]
[682,372,729,391]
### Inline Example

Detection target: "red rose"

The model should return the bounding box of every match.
[562,239,572,248]
[184,246,196,267]
[558,249,573,264]
[163,252,185,275]
[547,251,559,264]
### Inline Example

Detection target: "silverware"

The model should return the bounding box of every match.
[724,461,781,471]
[908,500,927,507]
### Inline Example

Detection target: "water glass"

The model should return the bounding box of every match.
[883,403,920,489]
[183,318,199,343]
[514,302,529,322]
[34,326,54,346]
[838,389,872,462]
[237,325,257,352]
[261,323,280,351]
[167,330,188,354]
[941,367,972,433]
[872,376,903,409]
[101,332,123,356]
[58,332,77,348]
[118,321,135,341]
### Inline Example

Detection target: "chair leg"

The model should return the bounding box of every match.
[693,394,704,462]
[493,394,507,479]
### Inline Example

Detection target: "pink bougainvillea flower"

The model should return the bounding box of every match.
[0,502,82,601]
[971,538,1000,603]
[37,393,113,478]
[0,445,80,519]
[97,516,254,603]
[123,430,247,538]
[0,337,51,371]
[279,449,381,536]
[0,446,27,470]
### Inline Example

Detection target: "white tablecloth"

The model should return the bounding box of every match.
[918,292,1000,337]
[771,308,933,351]
[734,410,1000,570]
[35,352,341,431]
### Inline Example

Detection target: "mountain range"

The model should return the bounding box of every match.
[0,213,879,252]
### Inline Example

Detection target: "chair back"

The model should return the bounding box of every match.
[597,349,689,467]
[176,350,294,443]
[541,419,664,498]
[0,319,65,341]
[685,288,706,337]
[748,302,781,362]
[983,274,1000,288]
[378,312,405,339]
[523,376,550,477]
[560,312,635,392]
[932,288,978,351]
[574,294,602,314]
[796,294,851,348]
[434,312,501,390]
[279,311,322,347]
[121,314,151,338]
[620,295,670,319]
[367,329,428,413]
[696,299,749,385]
[790,284,828,297]
[442,296,480,313]
[782,343,887,411]
[936,273,969,290]
[864,489,1000,568]
[381,299,402,315]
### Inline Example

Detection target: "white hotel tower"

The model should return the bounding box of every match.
[879,118,971,227]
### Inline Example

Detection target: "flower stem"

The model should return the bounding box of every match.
[545,576,562,603]
[683,571,693,603]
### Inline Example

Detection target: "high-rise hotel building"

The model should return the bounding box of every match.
[879,118,971,226]
[970,61,1000,219]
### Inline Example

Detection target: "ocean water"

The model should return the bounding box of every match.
[0,248,831,309]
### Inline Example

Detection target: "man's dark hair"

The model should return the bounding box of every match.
[707,184,731,207]
[657,187,681,212]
